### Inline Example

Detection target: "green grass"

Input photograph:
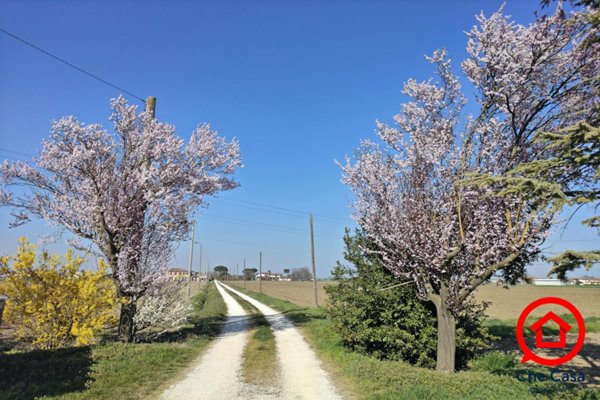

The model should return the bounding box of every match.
[0,283,226,400]
[226,289,279,387]
[470,351,518,375]
[230,285,599,400]
[469,352,600,399]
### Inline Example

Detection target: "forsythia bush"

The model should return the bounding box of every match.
[0,238,117,349]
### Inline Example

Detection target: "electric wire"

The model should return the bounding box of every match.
[201,213,339,239]
[218,196,349,223]
[0,146,352,225]
[0,27,146,103]
[0,153,33,164]
[0,147,34,158]
[0,146,347,237]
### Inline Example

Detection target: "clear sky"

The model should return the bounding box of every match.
[1,0,598,278]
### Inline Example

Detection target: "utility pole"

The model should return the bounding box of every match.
[198,244,203,282]
[187,220,195,297]
[259,251,262,293]
[243,258,246,289]
[310,213,318,307]
[236,262,239,282]
[145,96,156,118]
[143,96,156,169]
[207,256,211,281]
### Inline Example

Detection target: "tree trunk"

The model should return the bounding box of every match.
[118,299,136,342]
[431,283,456,373]
[0,297,5,326]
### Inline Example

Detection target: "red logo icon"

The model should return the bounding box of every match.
[530,311,571,349]
[516,297,585,367]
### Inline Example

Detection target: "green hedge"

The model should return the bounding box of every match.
[326,230,493,369]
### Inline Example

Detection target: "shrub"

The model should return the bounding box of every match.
[326,230,493,369]
[0,238,117,349]
[134,282,189,332]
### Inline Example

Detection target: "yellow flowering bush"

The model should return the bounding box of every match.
[0,238,117,349]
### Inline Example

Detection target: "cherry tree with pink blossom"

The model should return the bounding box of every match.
[0,96,242,341]
[342,5,598,372]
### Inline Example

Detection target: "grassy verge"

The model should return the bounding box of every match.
[226,290,279,387]
[243,324,277,387]
[228,283,598,400]
[0,283,226,400]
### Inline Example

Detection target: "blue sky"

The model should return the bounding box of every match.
[0,0,598,278]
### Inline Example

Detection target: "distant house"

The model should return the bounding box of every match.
[255,272,267,280]
[533,278,565,286]
[256,271,282,281]
[167,267,201,281]
[575,278,600,285]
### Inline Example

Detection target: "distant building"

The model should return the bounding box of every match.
[573,278,600,285]
[167,267,201,281]
[533,278,565,286]
[256,271,282,281]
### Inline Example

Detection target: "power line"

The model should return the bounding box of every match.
[0,27,146,103]
[197,236,261,247]
[0,145,352,230]
[0,153,33,164]
[201,213,338,239]
[547,239,599,243]
[202,214,305,233]
[218,196,349,223]
[202,214,307,233]
[217,198,312,219]
[196,235,306,252]
[0,147,34,158]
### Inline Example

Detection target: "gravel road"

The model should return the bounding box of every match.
[161,280,342,400]
[221,282,342,400]
[161,281,250,400]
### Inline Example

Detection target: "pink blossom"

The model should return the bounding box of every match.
[0,96,242,300]
[342,6,597,311]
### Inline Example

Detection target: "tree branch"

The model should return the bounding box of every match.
[458,252,521,302]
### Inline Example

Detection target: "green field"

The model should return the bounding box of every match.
[229,280,600,320]
[229,280,331,307]
[475,285,600,320]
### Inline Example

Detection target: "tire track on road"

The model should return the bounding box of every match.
[220,282,342,400]
[161,281,250,400]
